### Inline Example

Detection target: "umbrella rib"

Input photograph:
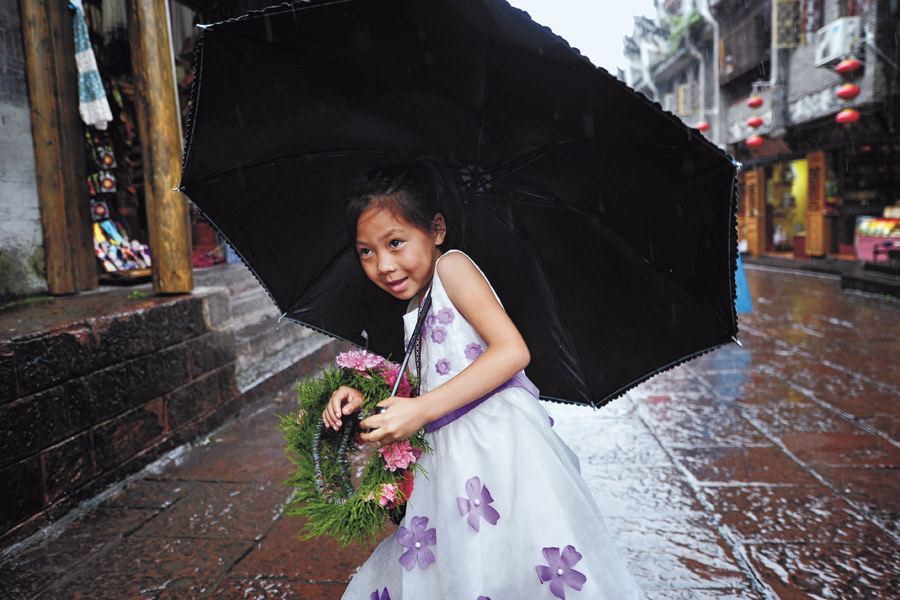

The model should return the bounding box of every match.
[468,43,490,201]
[180,149,403,187]
[481,139,581,188]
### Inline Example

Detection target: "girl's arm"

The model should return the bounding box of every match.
[359,252,530,443]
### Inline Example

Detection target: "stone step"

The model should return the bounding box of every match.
[193,263,336,394]
[234,316,308,362]
[230,286,281,331]
[193,263,264,297]
[236,326,332,393]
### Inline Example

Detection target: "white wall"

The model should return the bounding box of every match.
[0,0,47,302]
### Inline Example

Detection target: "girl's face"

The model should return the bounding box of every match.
[355,205,445,301]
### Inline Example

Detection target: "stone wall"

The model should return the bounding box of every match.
[0,290,239,545]
[0,0,47,302]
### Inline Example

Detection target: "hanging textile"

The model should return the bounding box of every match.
[71,0,113,130]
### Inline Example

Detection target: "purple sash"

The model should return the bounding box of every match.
[424,372,540,432]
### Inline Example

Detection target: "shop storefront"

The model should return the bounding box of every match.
[19,0,270,297]
[738,128,899,262]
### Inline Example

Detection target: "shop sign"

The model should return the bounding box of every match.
[775,0,803,48]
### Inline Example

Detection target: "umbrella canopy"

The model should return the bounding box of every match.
[179,0,739,408]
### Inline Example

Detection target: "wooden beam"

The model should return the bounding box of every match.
[20,0,97,295]
[128,0,193,294]
[49,2,97,292]
[21,0,75,295]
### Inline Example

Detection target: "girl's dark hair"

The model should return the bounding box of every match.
[346,157,460,250]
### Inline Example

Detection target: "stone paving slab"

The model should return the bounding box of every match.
[1,265,898,599]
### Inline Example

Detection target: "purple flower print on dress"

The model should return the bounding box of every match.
[370,589,390,600]
[535,545,587,600]
[397,516,437,570]
[424,313,437,333]
[430,326,447,344]
[477,597,491,600]
[435,358,451,376]
[436,307,455,324]
[464,342,484,361]
[456,476,500,532]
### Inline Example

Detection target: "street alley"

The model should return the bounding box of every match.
[1,264,898,599]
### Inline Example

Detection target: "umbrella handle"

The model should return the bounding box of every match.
[390,291,432,397]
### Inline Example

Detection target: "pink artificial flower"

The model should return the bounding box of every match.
[379,483,398,507]
[381,363,413,397]
[396,471,415,506]
[384,473,415,509]
[336,350,386,373]
[379,440,423,472]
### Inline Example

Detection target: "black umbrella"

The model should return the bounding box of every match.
[179,0,739,408]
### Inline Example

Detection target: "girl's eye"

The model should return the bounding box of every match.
[358,248,372,257]
[389,239,403,248]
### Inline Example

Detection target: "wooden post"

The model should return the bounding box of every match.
[742,169,766,257]
[20,0,97,294]
[805,151,826,257]
[128,0,193,294]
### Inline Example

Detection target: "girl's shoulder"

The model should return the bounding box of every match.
[435,250,482,288]
[435,250,502,307]
[435,249,474,273]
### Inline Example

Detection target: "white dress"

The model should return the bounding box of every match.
[343,250,644,600]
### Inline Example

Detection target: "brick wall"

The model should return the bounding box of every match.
[0,290,240,545]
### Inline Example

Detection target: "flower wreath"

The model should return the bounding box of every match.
[278,350,430,546]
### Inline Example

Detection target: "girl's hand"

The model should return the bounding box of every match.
[358,396,427,444]
[323,386,364,431]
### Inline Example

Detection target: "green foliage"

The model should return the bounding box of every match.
[127,290,150,299]
[277,365,429,547]
[667,10,705,50]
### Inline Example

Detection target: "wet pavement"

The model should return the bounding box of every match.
[1,264,898,599]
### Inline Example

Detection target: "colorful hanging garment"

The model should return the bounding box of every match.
[71,0,113,130]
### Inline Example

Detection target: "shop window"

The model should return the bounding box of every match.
[80,0,241,279]
[81,0,151,281]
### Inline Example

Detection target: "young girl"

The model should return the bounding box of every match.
[323,160,644,600]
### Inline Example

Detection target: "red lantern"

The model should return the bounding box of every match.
[837,83,860,100]
[696,121,710,131]
[746,135,764,147]
[747,95,763,108]
[747,116,763,128]
[836,108,860,124]
[835,58,862,75]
